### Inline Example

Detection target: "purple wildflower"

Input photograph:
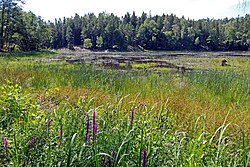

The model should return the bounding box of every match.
[131,107,135,126]
[49,101,52,111]
[60,125,63,138]
[112,150,116,159]
[92,110,97,138]
[47,118,52,132]
[22,159,27,167]
[4,137,8,150]
[86,118,90,142]
[40,95,43,103]
[58,125,63,148]
[110,150,116,164]
[58,141,62,148]
[87,133,90,143]
[104,156,108,167]
[29,136,35,152]
[142,148,147,167]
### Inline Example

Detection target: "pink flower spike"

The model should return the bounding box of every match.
[49,101,52,111]
[86,118,90,142]
[28,136,35,153]
[4,137,8,150]
[30,136,35,149]
[22,159,27,167]
[142,148,147,167]
[59,125,63,139]
[40,95,43,103]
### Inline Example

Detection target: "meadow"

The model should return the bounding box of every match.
[0,51,249,166]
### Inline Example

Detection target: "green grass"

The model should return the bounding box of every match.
[167,57,250,72]
[0,52,249,166]
[0,50,57,58]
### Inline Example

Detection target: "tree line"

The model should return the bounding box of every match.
[1,0,250,52]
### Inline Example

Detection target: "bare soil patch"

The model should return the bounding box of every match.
[48,51,250,72]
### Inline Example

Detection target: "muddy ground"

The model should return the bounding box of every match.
[44,51,250,73]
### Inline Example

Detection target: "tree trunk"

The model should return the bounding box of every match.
[0,0,6,49]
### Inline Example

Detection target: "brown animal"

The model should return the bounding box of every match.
[179,66,186,74]
[221,59,227,66]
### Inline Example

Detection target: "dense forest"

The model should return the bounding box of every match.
[0,0,250,52]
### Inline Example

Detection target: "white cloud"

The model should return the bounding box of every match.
[23,0,248,21]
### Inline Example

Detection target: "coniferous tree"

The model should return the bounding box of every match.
[73,13,82,46]
[0,6,249,52]
[66,21,74,50]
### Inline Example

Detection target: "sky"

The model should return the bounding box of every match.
[23,0,250,21]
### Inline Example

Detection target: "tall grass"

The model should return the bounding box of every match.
[188,70,250,106]
[0,54,249,166]
[0,82,248,166]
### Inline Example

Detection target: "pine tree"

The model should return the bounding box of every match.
[66,24,74,50]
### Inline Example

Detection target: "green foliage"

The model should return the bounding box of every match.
[17,12,50,51]
[84,38,92,49]
[96,36,103,48]
[137,18,159,49]
[0,0,24,51]
[0,80,33,129]
[195,37,200,46]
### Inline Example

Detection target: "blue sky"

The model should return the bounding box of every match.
[23,0,250,21]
